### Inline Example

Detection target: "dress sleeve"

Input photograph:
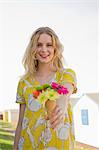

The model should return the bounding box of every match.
[16,79,26,104]
[61,68,77,94]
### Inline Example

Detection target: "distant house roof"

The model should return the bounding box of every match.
[70,93,99,107]
[3,109,19,112]
[86,93,99,104]
[70,97,79,107]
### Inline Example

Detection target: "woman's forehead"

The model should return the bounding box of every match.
[38,33,52,43]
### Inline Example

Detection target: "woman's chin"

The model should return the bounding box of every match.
[39,60,51,64]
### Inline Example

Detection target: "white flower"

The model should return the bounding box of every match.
[18,137,24,150]
[56,123,69,140]
[34,115,46,130]
[28,94,41,111]
[40,128,52,145]
[22,117,29,130]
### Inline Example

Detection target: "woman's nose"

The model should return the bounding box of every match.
[42,45,47,52]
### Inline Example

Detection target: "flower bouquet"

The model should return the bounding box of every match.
[33,82,69,120]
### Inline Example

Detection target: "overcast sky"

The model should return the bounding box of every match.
[0,0,98,111]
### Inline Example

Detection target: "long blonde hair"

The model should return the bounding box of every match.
[22,27,64,79]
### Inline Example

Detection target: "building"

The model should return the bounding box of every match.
[70,93,99,149]
[0,112,3,120]
[3,109,19,127]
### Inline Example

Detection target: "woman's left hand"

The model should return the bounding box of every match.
[49,105,64,130]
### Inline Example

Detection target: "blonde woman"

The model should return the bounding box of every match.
[14,27,77,150]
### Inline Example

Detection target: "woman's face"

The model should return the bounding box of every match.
[35,33,55,64]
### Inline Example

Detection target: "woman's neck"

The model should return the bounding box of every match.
[33,63,56,85]
[37,63,54,76]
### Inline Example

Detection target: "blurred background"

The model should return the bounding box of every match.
[0,0,98,111]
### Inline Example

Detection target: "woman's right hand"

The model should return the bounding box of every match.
[49,105,64,130]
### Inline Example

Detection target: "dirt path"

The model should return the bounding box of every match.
[76,142,99,150]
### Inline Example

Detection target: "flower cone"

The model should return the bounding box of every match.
[45,99,56,117]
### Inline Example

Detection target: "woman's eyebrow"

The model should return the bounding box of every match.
[37,42,42,44]
[37,42,52,44]
[47,42,52,44]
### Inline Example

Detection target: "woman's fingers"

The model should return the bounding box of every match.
[51,113,64,130]
[50,108,63,123]
[51,105,61,116]
[49,105,64,130]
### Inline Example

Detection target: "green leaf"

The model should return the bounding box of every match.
[36,85,43,90]
[43,84,52,89]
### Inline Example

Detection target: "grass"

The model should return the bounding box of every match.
[75,143,89,150]
[0,121,15,150]
[0,121,12,128]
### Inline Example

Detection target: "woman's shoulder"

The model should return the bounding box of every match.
[63,68,76,76]
[56,67,77,84]
[57,67,76,76]
[56,67,77,93]
[18,74,31,86]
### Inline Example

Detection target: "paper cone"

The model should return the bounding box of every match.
[45,100,56,118]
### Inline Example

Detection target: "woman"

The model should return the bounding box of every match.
[14,27,77,150]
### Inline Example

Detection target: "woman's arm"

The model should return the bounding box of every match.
[13,104,26,150]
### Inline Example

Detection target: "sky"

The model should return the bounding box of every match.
[0,0,98,111]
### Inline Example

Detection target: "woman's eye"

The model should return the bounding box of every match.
[37,43,53,47]
[37,43,42,47]
[47,44,52,47]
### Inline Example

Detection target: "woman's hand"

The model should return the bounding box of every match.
[49,105,64,130]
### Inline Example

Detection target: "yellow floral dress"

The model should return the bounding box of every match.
[16,68,77,150]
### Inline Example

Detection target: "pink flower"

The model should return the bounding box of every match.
[51,82,69,95]
[51,82,59,89]
[58,87,69,95]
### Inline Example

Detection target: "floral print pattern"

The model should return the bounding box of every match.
[18,137,24,150]
[56,123,70,140]
[22,117,29,130]
[16,68,77,150]
[28,96,41,112]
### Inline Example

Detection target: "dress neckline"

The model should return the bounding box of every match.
[32,71,57,85]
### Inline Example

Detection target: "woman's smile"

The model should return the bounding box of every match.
[39,54,50,59]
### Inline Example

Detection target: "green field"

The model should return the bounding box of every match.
[0,121,14,150]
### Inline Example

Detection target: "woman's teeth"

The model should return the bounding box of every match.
[40,55,49,58]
